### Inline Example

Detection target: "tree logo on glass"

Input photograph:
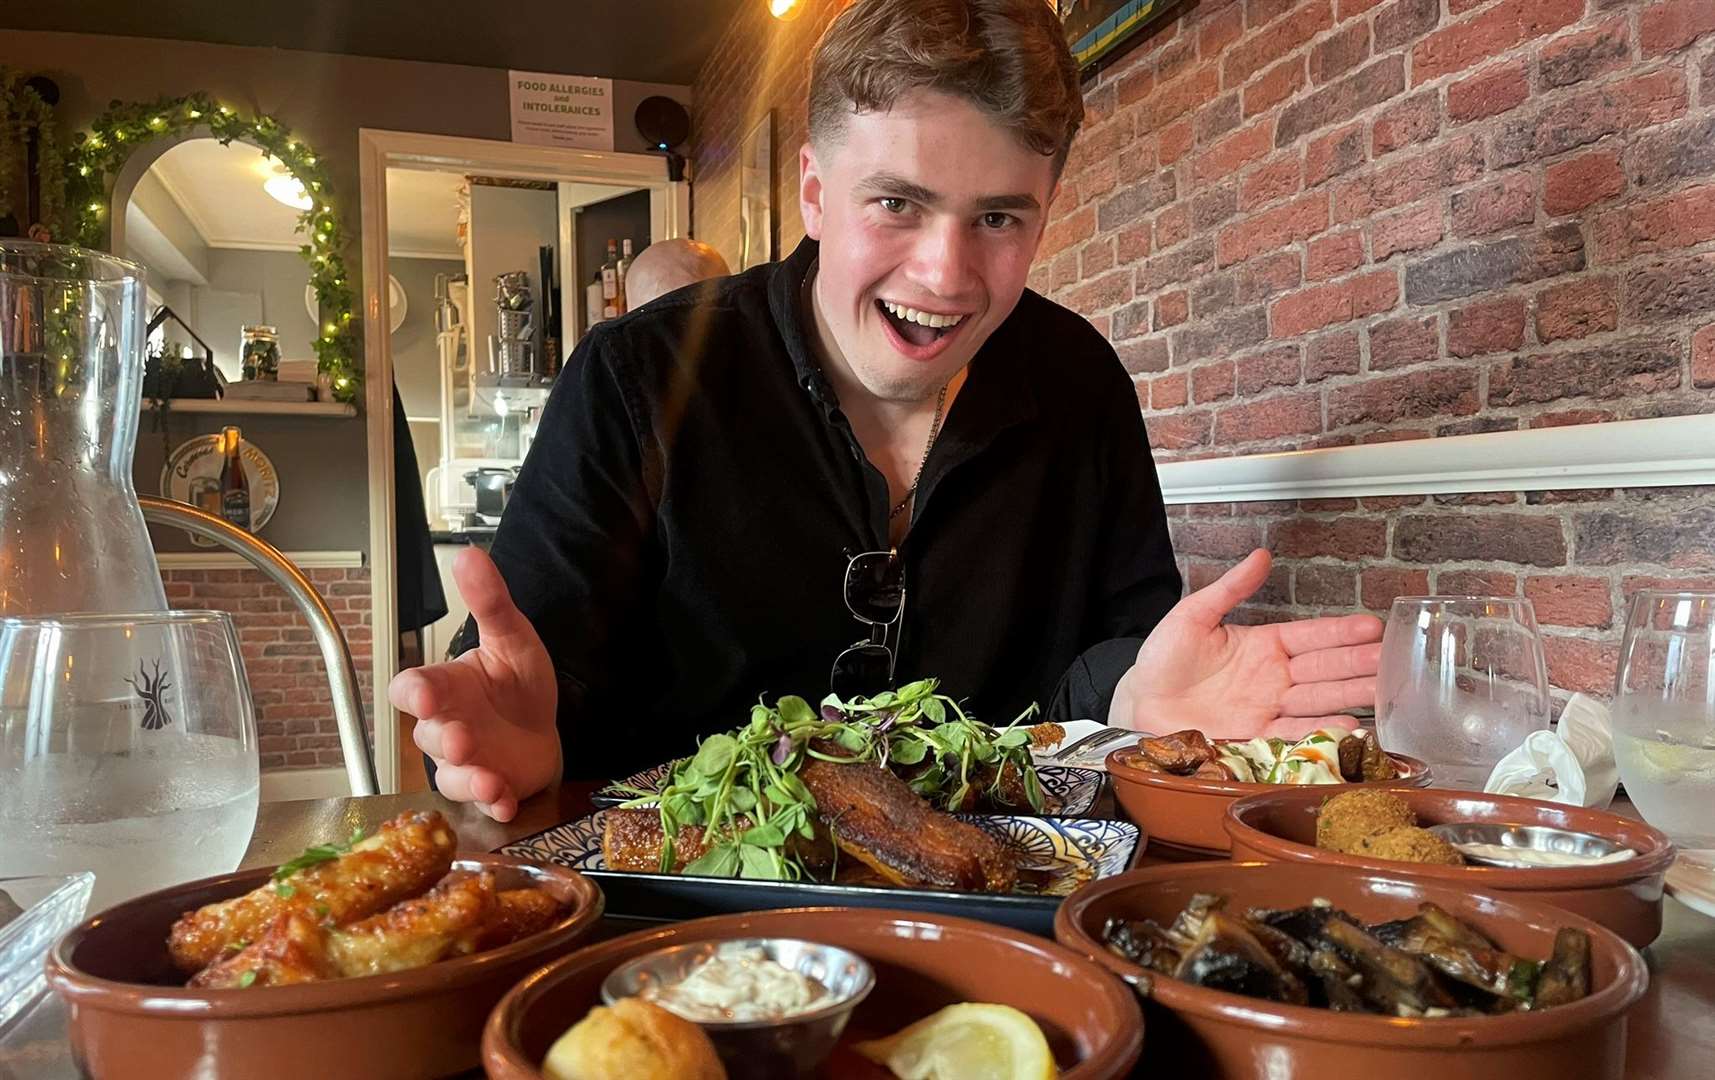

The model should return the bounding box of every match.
[124,658,176,731]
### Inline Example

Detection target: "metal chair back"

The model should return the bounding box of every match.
[139,494,379,796]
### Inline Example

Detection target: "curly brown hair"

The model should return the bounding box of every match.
[808,0,1086,175]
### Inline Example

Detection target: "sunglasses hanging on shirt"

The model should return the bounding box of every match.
[830,548,905,699]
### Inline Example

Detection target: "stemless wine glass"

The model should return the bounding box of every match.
[0,611,260,911]
[1376,597,1551,790]
[1613,590,1715,848]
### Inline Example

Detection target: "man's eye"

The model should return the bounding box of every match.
[981,212,1017,230]
[879,197,908,214]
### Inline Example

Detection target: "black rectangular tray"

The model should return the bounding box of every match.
[500,824,1146,937]
[575,868,1070,936]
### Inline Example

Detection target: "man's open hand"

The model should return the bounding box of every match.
[1109,550,1383,738]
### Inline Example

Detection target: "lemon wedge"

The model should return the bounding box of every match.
[853,1002,1056,1080]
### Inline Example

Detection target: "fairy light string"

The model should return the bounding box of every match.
[60,93,361,404]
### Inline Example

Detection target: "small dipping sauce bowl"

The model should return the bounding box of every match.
[600,937,873,1078]
[1427,823,1638,869]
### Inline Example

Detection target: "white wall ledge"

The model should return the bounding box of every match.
[156,550,366,570]
[1155,415,1715,504]
[261,766,351,802]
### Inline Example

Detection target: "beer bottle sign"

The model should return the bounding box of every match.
[161,431,281,541]
[218,426,251,530]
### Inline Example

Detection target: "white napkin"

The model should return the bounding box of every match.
[1483,694,1619,807]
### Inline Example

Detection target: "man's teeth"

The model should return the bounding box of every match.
[883,300,966,329]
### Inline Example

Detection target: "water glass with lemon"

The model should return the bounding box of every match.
[1612,590,1715,848]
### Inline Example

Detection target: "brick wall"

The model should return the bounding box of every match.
[1167,487,1714,707]
[1040,0,1715,454]
[691,0,1715,703]
[1034,0,1715,702]
[691,0,842,269]
[162,567,374,771]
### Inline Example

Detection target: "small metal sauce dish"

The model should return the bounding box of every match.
[1429,822,1637,868]
[601,937,873,1079]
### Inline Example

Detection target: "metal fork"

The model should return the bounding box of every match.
[1050,725,1135,762]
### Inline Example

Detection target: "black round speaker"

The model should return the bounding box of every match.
[635,95,691,152]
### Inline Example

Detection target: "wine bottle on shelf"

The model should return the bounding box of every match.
[601,239,621,320]
[617,239,634,311]
[586,272,604,332]
[218,426,251,531]
[537,244,559,378]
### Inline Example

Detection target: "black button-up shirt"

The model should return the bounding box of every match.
[473,237,1180,780]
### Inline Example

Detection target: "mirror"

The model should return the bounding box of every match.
[383,165,467,503]
[121,136,319,386]
[383,166,649,532]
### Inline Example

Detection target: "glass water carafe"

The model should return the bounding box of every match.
[0,241,167,614]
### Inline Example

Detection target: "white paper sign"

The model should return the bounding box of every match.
[508,71,614,150]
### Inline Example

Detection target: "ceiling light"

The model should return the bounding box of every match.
[264,173,312,210]
[769,0,803,19]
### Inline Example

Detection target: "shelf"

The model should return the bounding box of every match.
[140,399,357,418]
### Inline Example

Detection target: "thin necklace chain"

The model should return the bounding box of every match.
[890,380,949,521]
[799,263,951,523]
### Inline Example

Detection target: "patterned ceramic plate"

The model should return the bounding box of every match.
[593,760,1105,817]
[502,810,1140,899]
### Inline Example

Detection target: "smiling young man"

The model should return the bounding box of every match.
[394,0,1383,821]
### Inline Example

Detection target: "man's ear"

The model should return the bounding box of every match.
[800,142,824,241]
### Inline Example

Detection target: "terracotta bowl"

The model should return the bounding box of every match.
[483,906,1143,1079]
[1055,862,1648,1080]
[47,855,604,1080]
[1222,785,1677,947]
[1106,744,1431,854]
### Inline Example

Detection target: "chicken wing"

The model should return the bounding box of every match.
[193,871,500,987]
[325,870,496,978]
[188,910,334,989]
[457,887,567,954]
[169,810,457,974]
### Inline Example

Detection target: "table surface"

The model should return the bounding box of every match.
[5,784,1711,1079]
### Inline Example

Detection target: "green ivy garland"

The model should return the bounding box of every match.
[60,93,362,404]
[0,67,67,231]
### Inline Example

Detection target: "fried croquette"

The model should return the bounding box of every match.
[1354,825,1466,865]
[1315,789,1417,853]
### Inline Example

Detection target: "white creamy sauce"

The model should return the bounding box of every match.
[1452,842,1636,868]
[1216,728,1351,785]
[645,945,825,1022]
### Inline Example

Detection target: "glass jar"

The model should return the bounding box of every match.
[0,241,168,615]
[240,324,280,381]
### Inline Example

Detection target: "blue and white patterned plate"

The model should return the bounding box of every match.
[593,760,1105,817]
[501,810,1139,899]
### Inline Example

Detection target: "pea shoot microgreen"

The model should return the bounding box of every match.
[620,678,1045,881]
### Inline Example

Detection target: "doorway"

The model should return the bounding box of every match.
[358,129,687,793]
